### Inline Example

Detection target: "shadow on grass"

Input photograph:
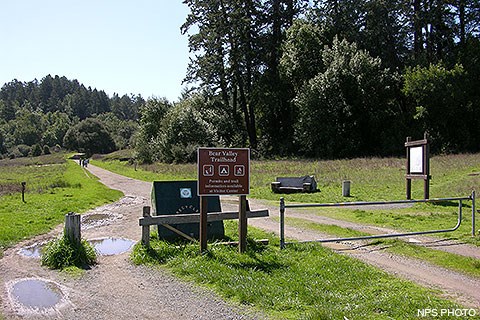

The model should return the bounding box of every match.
[428,200,469,208]
[136,235,287,274]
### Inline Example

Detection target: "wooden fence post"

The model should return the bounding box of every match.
[65,212,81,245]
[142,206,151,246]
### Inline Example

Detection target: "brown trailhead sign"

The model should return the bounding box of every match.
[197,148,250,196]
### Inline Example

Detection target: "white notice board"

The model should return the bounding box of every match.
[409,146,424,174]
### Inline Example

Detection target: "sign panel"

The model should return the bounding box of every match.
[198,148,250,195]
[409,146,424,174]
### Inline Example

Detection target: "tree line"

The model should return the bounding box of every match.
[155,0,479,161]
[0,75,142,157]
[2,1,480,162]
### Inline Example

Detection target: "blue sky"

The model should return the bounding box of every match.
[0,1,191,102]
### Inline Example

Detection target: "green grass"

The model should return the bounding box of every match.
[132,221,471,320]
[41,236,97,270]
[280,216,370,238]
[0,154,123,255]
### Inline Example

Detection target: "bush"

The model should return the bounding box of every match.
[8,144,31,159]
[43,145,51,154]
[30,144,42,157]
[41,236,97,269]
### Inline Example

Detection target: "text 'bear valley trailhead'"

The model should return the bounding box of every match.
[197,148,250,196]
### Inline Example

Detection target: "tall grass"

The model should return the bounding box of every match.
[94,153,480,203]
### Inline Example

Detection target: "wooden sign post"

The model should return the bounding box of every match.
[198,148,250,253]
[199,196,208,252]
[405,133,430,200]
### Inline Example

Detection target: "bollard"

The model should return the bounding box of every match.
[342,180,351,197]
[280,198,285,249]
[65,212,81,245]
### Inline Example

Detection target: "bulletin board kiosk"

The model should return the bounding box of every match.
[405,133,430,200]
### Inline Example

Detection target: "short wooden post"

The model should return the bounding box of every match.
[21,182,26,203]
[65,212,81,245]
[200,196,208,253]
[142,206,151,246]
[238,195,247,253]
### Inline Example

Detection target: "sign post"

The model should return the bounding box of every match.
[199,196,208,252]
[198,148,250,253]
[405,133,430,199]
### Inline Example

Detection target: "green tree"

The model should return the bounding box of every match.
[0,99,16,122]
[30,144,42,157]
[7,108,44,146]
[134,97,172,163]
[111,94,143,121]
[280,20,326,91]
[63,118,116,155]
[295,38,403,158]
[42,112,74,147]
[182,0,297,150]
[403,63,474,152]
[95,112,138,149]
[155,98,219,163]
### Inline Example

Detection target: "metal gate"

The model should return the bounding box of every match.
[279,191,476,249]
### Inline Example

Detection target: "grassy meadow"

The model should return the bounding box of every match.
[93,153,480,202]
[0,153,123,256]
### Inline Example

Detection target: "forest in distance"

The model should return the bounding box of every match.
[1,0,480,163]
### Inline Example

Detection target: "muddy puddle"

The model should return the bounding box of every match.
[88,237,135,256]
[81,211,122,230]
[18,242,45,258]
[6,278,69,315]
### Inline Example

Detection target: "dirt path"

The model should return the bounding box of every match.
[0,164,264,320]
[1,163,479,319]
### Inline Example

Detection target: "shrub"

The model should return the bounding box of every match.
[41,236,97,269]
[8,144,31,159]
[30,144,42,157]
[43,145,51,154]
